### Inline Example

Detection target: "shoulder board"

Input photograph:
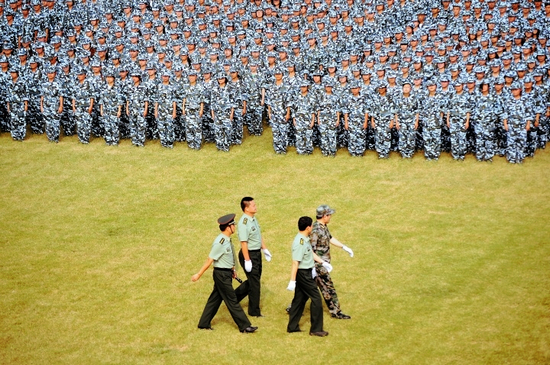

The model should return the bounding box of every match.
[220,238,225,244]
[243,218,248,224]
[300,238,304,245]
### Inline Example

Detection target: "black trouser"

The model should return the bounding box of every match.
[287,268,324,333]
[235,249,262,316]
[197,268,251,331]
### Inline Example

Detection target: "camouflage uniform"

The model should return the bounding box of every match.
[183,80,204,150]
[6,73,28,141]
[127,79,148,147]
[474,92,496,161]
[503,93,530,164]
[343,91,367,157]
[447,90,471,160]
[41,75,63,142]
[311,221,341,316]
[265,81,290,154]
[72,74,95,144]
[228,76,247,145]
[100,80,122,146]
[243,67,264,136]
[24,67,44,134]
[156,79,176,148]
[210,80,234,152]
[421,93,444,160]
[290,87,316,155]
[371,89,394,158]
[317,89,340,157]
[393,91,418,158]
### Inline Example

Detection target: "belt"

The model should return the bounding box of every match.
[298,268,313,271]
[214,267,232,271]
[248,249,261,252]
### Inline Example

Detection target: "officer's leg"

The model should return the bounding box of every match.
[246,251,262,316]
[287,273,308,332]
[299,270,324,333]
[197,281,223,329]
[214,269,251,331]
[315,267,340,315]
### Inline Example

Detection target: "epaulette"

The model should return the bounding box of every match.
[243,217,248,224]
[300,238,304,245]
[220,238,225,244]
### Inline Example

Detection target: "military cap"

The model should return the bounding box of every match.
[350,81,361,89]
[44,65,57,74]
[494,76,505,85]
[216,72,227,79]
[17,48,27,56]
[516,63,527,71]
[316,205,335,217]
[300,80,310,87]
[466,76,476,83]
[130,70,141,77]
[425,79,436,87]
[377,80,389,89]
[104,68,115,78]
[510,82,522,90]
[504,70,517,78]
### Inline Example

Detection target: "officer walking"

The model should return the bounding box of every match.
[191,214,257,333]
[235,197,272,317]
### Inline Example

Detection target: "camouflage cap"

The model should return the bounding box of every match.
[316,204,335,218]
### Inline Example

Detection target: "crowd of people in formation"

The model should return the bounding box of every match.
[0,0,549,163]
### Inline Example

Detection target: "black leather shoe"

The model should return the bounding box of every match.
[241,326,258,333]
[309,331,329,337]
[331,312,351,319]
[254,314,265,318]
[287,329,302,333]
[198,327,213,330]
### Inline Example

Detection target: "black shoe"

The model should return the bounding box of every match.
[198,327,213,330]
[331,312,351,319]
[241,326,258,333]
[287,329,302,333]
[254,314,265,318]
[309,331,329,337]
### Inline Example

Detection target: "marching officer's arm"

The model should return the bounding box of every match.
[330,237,354,257]
[191,258,214,282]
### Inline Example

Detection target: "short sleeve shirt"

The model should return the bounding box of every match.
[237,214,262,250]
[291,233,314,269]
[209,233,235,269]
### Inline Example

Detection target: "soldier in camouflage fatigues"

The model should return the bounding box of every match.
[72,68,95,144]
[127,72,149,147]
[228,69,247,146]
[100,72,123,146]
[311,205,353,320]
[291,81,316,155]
[243,63,264,136]
[343,83,368,157]
[421,81,444,160]
[394,82,419,159]
[503,83,531,164]
[183,72,204,150]
[474,82,496,161]
[24,58,44,134]
[155,72,176,149]
[265,70,290,154]
[210,74,234,152]
[6,69,28,141]
[446,82,471,160]
[41,67,63,143]
[371,83,394,159]
[317,82,340,157]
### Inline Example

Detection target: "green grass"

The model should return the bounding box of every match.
[1,130,549,364]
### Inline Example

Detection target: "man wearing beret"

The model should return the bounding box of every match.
[191,214,257,333]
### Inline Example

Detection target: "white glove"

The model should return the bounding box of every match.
[244,260,252,272]
[286,280,296,291]
[322,261,333,272]
[342,245,354,257]
[262,248,272,262]
[312,268,317,279]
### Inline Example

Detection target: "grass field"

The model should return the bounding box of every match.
[1,130,549,365]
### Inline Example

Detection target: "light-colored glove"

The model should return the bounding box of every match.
[262,248,272,262]
[286,280,296,291]
[312,268,317,279]
[244,260,253,272]
[342,245,354,257]
[322,261,333,272]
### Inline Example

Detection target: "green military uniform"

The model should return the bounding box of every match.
[235,214,264,316]
[197,233,252,331]
[287,233,324,333]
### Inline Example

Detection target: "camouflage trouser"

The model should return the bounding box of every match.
[60,99,76,136]
[374,119,391,158]
[287,114,296,147]
[146,107,158,140]
[440,122,451,153]
[449,116,468,160]
[526,124,538,157]
[295,116,313,155]
[397,119,416,158]
[231,109,244,145]
[213,111,232,152]
[314,263,341,315]
[43,109,61,142]
[246,104,263,136]
[91,104,103,138]
[337,119,349,148]
[74,110,92,144]
[271,114,289,154]
[174,106,185,142]
[185,110,202,150]
[494,119,507,156]
[312,123,321,147]
[415,120,424,151]
[9,108,26,141]
[157,113,174,148]
[0,103,10,133]
[466,120,476,154]
[474,119,495,161]
[422,123,442,160]
[506,123,527,163]
[102,113,120,146]
[129,109,146,147]
[318,121,337,156]
[119,109,130,140]
[201,106,214,143]
[348,119,366,157]
[27,101,44,134]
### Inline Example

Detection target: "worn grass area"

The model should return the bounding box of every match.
[0,131,549,365]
